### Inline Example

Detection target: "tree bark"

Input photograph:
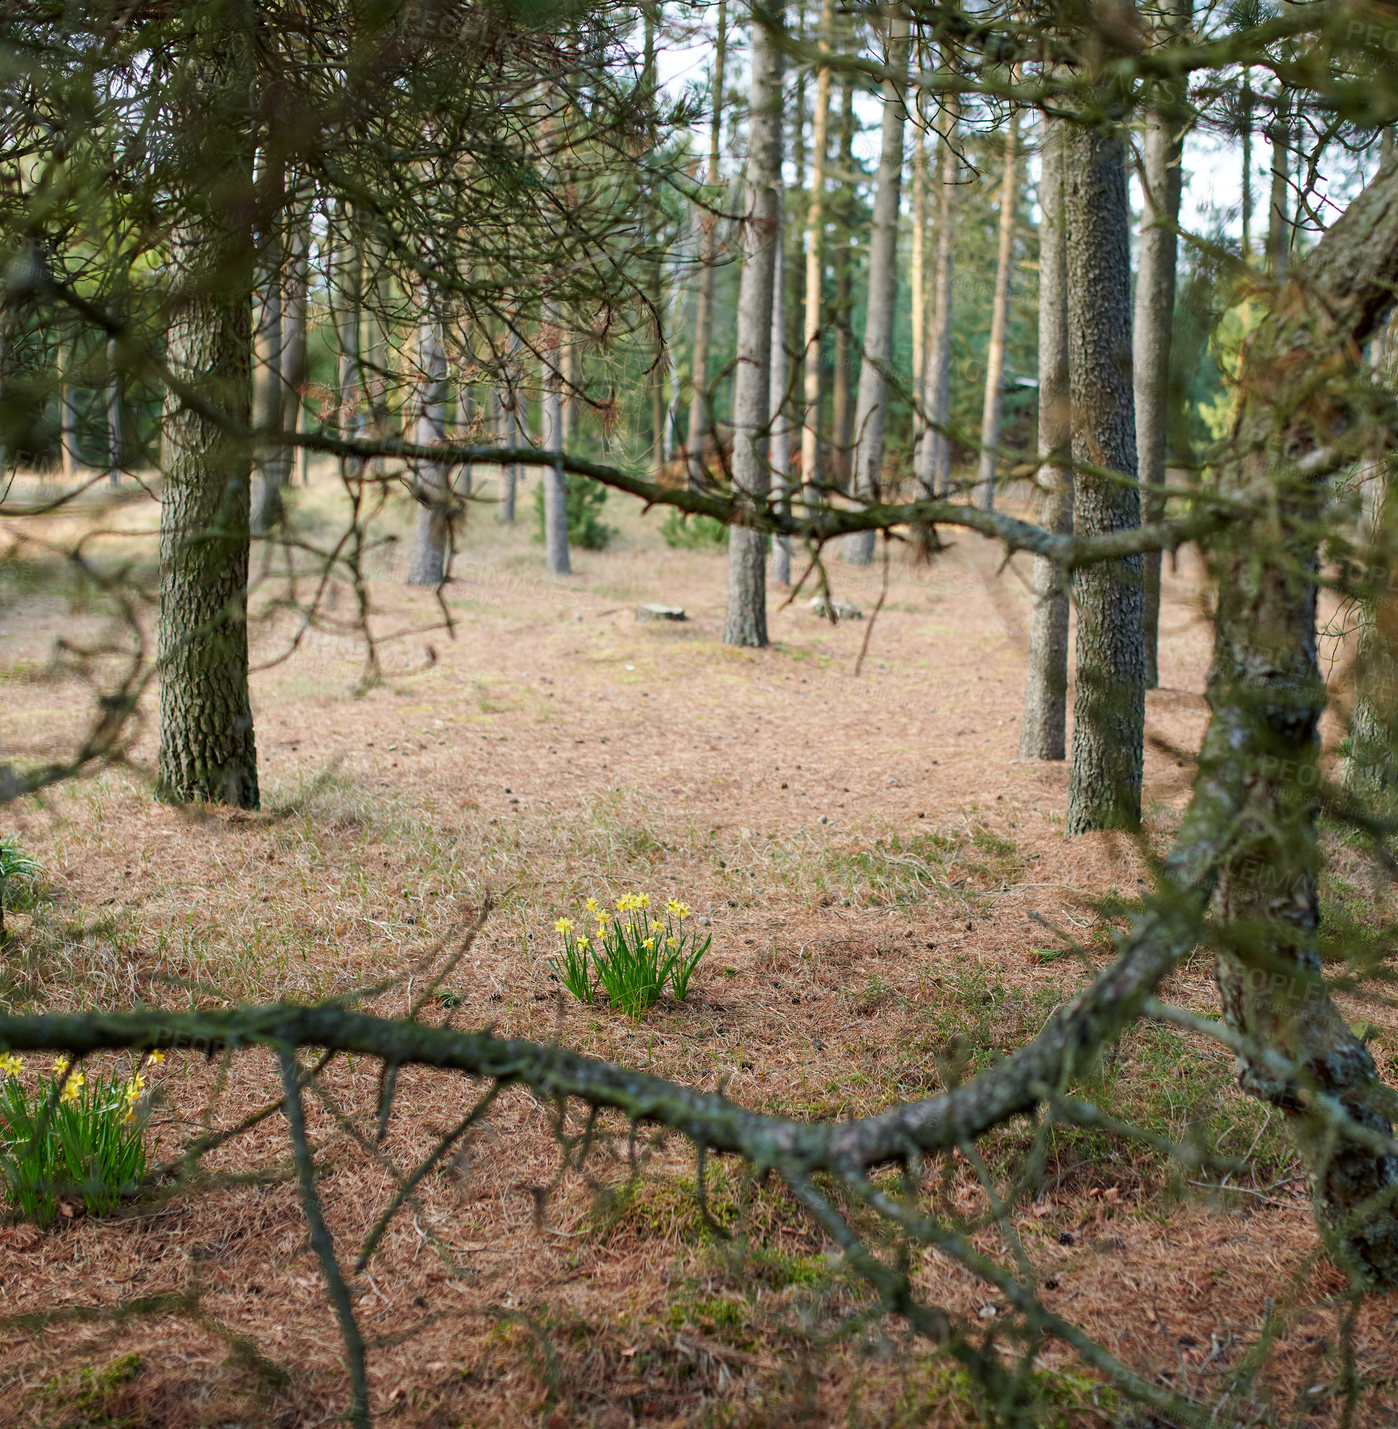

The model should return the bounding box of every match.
[282,222,309,490]
[799,0,835,507]
[830,70,856,491]
[561,339,579,448]
[332,203,362,476]
[1064,125,1144,834]
[1136,0,1190,690]
[157,144,258,809]
[1344,466,1398,804]
[843,9,909,567]
[250,211,284,527]
[974,107,1019,512]
[253,216,306,530]
[454,385,474,501]
[59,337,79,480]
[1019,115,1072,761]
[915,93,959,499]
[910,107,926,421]
[722,3,783,648]
[770,192,792,588]
[542,308,571,577]
[1266,99,1291,278]
[1343,324,1398,802]
[684,0,727,490]
[406,315,450,586]
[105,337,121,487]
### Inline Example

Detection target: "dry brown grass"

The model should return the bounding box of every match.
[0,462,1395,1426]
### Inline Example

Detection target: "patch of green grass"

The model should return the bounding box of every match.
[886,1358,1118,1429]
[586,1168,741,1245]
[38,1352,144,1429]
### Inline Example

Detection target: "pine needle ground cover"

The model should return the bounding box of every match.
[0,470,1393,1425]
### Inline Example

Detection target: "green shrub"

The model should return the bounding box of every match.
[549,892,711,1017]
[532,473,613,550]
[0,1053,159,1223]
[659,510,728,549]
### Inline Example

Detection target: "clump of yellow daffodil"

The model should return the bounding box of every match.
[547,893,712,1018]
[0,1053,166,1224]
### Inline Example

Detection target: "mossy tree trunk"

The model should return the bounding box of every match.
[1211,155,1398,1284]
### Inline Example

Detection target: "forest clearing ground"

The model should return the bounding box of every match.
[0,462,1395,1425]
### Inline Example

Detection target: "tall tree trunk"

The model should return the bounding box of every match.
[910,106,926,419]
[800,0,835,507]
[1344,466,1398,804]
[830,69,857,490]
[283,222,309,490]
[454,385,473,501]
[1135,0,1189,691]
[1019,115,1072,761]
[157,94,258,809]
[105,337,121,487]
[561,339,579,447]
[542,308,571,577]
[1343,324,1398,802]
[974,107,1019,512]
[59,337,79,480]
[1266,98,1291,278]
[333,203,362,476]
[1240,76,1253,258]
[251,217,284,526]
[684,0,727,490]
[915,93,959,499]
[406,316,450,586]
[1064,125,1145,835]
[722,3,783,648]
[499,377,521,526]
[843,9,909,566]
[771,193,792,588]
[1210,158,1398,1282]
[487,383,507,516]
[253,217,307,529]
[364,244,392,476]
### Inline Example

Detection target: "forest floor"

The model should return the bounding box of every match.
[0,461,1396,1426]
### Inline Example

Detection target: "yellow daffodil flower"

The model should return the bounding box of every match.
[59,1072,85,1103]
[585,898,599,912]
[643,937,655,950]
[0,1053,20,1078]
[555,917,574,934]
[124,1074,145,1103]
[148,1050,165,1063]
[666,899,691,921]
[667,937,678,949]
